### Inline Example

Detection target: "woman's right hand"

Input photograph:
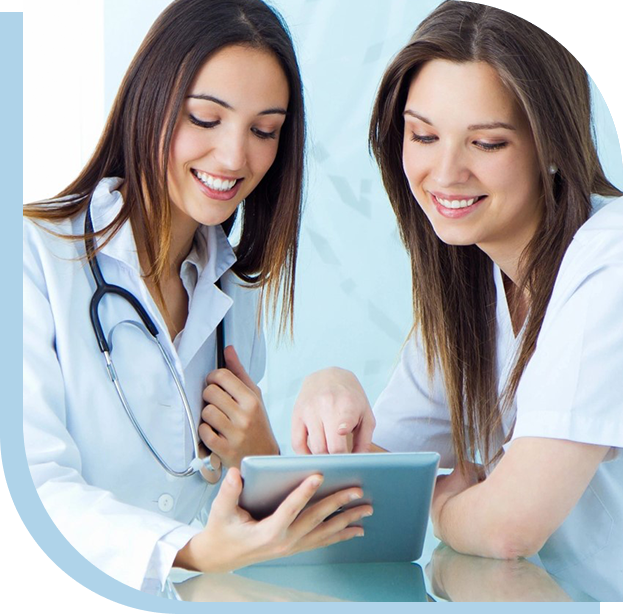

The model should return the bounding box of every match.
[175,467,372,573]
[291,368,376,454]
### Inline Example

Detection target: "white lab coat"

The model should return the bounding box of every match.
[373,195,623,600]
[23,178,266,593]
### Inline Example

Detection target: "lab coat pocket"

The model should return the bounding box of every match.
[538,484,613,575]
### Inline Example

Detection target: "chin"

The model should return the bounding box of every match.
[431,226,476,247]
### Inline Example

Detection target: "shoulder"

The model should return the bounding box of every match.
[570,195,623,260]
[220,270,262,314]
[553,195,623,298]
[23,214,82,265]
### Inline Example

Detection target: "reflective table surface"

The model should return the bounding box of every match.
[167,522,604,602]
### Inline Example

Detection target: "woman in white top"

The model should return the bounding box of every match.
[23,0,371,593]
[292,0,623,600]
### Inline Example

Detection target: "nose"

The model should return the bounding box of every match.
[431,142,471,186]
[213,128,247,172]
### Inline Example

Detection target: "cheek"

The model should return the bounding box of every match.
[169,128,206,175]
[251,142,280,181]
[402,148,424,193]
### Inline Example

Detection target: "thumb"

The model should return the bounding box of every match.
[336,416,359,436]
[211,467,243,516]
[224,345,257,390]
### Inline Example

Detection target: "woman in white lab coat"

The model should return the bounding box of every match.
[23,0,371,593]
[292,1,623,600]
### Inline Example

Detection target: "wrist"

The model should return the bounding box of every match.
[174,535,201,572]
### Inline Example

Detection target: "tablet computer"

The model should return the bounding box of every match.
[239,452,440,565]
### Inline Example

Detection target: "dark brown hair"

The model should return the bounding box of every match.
[24,0,305,332]
[370,0,622,467]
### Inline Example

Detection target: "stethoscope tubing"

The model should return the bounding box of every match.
[84,207,219,479]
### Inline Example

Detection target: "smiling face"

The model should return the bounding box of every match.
[167,44,290,234]
[402,60,543,273]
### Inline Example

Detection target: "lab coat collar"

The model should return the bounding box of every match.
[88,177,237,282]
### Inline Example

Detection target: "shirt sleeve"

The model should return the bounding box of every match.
[23,227,201,593]
[373,334,455,468]
[514,258,623,453]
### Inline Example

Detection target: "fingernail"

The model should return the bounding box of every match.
[363,510,373,517]
[310,476,323,488]
[338,423,349,431]
[357,530,365,537]
[349,492,362,501]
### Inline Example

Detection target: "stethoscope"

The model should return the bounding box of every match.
[85,208,223,483]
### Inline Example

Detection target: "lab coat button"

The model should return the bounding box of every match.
[158,493,175,512]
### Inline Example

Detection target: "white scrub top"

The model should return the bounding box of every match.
[373,195,623,600]
[23,178,266,593]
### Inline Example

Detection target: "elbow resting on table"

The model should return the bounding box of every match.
[486,519,549,560]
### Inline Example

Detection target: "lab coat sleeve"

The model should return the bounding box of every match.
[372,334,456,467]
[23,229,200,592]
[514,260,623,452]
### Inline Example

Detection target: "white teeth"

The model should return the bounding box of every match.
[436,196,480,209]
[193,170,237,191]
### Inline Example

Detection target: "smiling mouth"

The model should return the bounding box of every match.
[432,194,487,209]
[192,169,242,192]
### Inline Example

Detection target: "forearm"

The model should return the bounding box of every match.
[434,438,610,559]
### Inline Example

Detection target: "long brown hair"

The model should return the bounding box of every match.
[24,0,305,332]
[370,0,622,467]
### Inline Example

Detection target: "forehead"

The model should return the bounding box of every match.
[405,60,522,124]
[188,44,290,108]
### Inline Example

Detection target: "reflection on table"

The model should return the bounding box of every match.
[425,544,575,602]
[173,562,427,602]
[169,526,601,602]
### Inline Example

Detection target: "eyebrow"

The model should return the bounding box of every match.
[187,94,287,116]
[403,109,516,131]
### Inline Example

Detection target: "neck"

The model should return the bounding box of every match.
[168,210,200,276]
[132,207,199,281]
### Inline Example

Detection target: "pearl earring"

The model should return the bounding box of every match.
[548,164,558,175]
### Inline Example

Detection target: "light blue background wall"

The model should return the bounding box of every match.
[104,0,623,452]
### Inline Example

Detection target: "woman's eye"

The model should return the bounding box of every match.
[189,114,219,129]
[252,127,277,140]
[474,141,508,152]
[410,133,437,144]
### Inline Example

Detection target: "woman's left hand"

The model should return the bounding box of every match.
[199,345,280,469]
[431,462,484,534]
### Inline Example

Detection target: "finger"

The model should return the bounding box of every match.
[327,409,368,454]
[289,487,364,540]
[267,474,324,529]
[299,503,372,547]
[207,368,258,408]
[313,526,365,549]
[306,418,329,455]
[291,417,312,455]
[325,428,351,455]
[201,403,233,436]
[224,345,258,392]
[199,421,229,457]
[203,383,240,420]
[351,410,376,453]
[210,467,243,517]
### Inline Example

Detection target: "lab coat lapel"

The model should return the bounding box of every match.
[176,225,236,371]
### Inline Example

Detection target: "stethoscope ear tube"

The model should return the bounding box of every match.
[215,278,226,370]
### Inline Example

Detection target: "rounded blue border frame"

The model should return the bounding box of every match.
[13,2,616,614]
